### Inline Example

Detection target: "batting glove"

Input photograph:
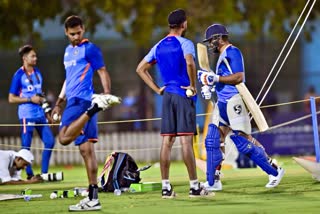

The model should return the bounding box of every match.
[201,85,212,100]
[197,70,219,86]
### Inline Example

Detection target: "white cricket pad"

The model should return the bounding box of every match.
[226,94,251,134]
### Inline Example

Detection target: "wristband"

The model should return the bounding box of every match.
[27,97,31,102]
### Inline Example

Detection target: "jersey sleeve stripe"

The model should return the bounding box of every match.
[80,63,91,81]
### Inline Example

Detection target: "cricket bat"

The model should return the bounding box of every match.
[196,43,269,132]
[0,194,42,201]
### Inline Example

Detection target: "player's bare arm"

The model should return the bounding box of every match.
[97,66,111,94]
[8,93,44,105]
[136,59,164,95]
[182,54,197,95]
[51,81,66,120]
[218,72,243,85]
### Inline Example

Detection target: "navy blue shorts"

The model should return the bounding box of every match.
[161,92,197,136]
[60,97,98,145]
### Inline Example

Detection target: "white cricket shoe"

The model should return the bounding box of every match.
[69,197,101,211]
[92,94,121,111]
[265,167,285,188]
[201,180,223,191]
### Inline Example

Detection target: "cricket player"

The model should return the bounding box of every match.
[8,45,55,179]
[51,15,121,211]
[136,9,213,198]
[198,24,285,191]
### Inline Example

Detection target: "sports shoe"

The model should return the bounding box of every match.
[162,185,176,199]
[92,94,122,111]
[189,184,215,198]
[201,180,222,191]
[265,167,285,188]
[69,197,101,211]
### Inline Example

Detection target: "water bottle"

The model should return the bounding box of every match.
[114,189,121,196]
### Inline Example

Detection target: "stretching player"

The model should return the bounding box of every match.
[8,45,55,180]
[51,15,121,211]
[198,24,285,191]
[136,9,213,198]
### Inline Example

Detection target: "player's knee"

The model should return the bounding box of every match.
[58,135,72,146]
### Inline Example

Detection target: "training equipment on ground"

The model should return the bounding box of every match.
[230,134,278,176]
[0,194,42,201]
[129,182,161,192]
[205,124,223,186]
[99,152,142,192]
[50,192,57,199]
[41,171,63,181]
[197,43,269,132]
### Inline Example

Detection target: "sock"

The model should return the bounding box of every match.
[190,179,199,190]
[162,180,171,190]
[86,104,100,118]
[268,158,279,170]
[88,184,99,200]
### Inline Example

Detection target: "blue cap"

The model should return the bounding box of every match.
[203,24,228,42]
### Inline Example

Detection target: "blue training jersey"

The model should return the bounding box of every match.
[144,34,196,100]
[215,45,245,103]
[63,39,105,101]
[9,67,45,119]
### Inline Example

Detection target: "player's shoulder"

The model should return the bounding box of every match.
[226,45,242,57]
[174,36,193,44]
[12,67,24,77]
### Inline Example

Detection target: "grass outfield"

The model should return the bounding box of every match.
[0,157,319,214]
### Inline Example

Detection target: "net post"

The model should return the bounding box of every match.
[310,96,320,162]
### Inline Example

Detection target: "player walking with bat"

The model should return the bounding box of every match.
[197,24,285,191]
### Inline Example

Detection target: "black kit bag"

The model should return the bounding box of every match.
[98,152,142,192]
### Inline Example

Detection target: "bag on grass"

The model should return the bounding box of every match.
[98,152,141,192]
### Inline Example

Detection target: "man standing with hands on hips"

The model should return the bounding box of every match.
[136,9,213,198]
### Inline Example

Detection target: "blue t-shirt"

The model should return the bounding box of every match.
[63,39,105,101]
[215,45,245,103]
[9,67,45,119]
[144,35,196,99]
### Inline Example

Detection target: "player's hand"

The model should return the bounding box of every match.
[29,174,44,183]
[181,86,197,97]
[30,95,44,105]
[197,70,219,86]
[51,106,62,123]
[158,86,166,95]
[45,112,54,125]
[201,85,212,100]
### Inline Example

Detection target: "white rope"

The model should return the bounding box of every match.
[258,0,317,107]
[255,0,312,103]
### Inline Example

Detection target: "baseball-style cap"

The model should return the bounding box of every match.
[203,24,229,42]
[16,149,34,164]
[168,9,186,26]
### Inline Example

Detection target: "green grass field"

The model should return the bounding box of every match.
[0,157,319,214]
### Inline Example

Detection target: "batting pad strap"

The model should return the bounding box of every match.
[230,134,278,176]
[205,124,223,186]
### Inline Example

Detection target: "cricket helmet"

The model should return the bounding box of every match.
[203,24,229,42]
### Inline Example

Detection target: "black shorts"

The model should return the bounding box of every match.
[161,92,197,136]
